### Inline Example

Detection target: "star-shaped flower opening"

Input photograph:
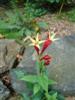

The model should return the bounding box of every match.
[23,34,45,54]
[40,31,59,54]
[29,34,45,49]
[47,31,59,41]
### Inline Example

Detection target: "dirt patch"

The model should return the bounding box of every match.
[66,97,75,100]
[36,13,75,36]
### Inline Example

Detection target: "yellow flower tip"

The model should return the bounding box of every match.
[48,31,59,42]
[36,34,39,42]
[29,43,34,46]
[23,36,31,42]
[28,33,45,49]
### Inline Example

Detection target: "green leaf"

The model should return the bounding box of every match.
[0,20,20,30]
[32,92,42,100]
[22,93,30,100]
[47,0,55,3]
[56,0,60,3]
[33,96,41,100]
[5,11,19,24]
[21,75,38,83]
[25,29,32,36]
[38,75,48,92]
[37,21,48,29]
[48,79,57,85]
[1,30,23,39]
[18,28,25,36]
[57,93,65,100]
[46,92,57,100]
[33,84,41,95]
[49,92,58,100]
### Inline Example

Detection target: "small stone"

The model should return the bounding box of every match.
[10,68,32,95]
[0,39,21,74]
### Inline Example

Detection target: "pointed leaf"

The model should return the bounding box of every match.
[45,92,57,100]
[49,92,58,100]
[21,75,38,83]
[38,75,48,92]
[22,93,30,100]
[48,79,57,85]
[33,84,41,95]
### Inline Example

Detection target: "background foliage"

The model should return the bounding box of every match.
[0,0,48,39]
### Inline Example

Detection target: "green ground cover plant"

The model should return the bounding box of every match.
[59,7,75,22]
[0,1,48,39]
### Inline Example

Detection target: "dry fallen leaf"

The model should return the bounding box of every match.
[16,54,23,61]
[0,34,5,39]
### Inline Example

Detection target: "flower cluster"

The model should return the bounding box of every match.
[24,31,58,66]
[40,55,52,65]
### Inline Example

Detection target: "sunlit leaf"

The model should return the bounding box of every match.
[33,84,41,95]
[48,79,57,85]
[21,75,38,83]
[38,75,48,92]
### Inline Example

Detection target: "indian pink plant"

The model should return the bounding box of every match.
[29,31,58,67]
[20,31,59,100]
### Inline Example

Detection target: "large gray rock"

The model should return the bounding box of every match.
[46,35,75,95]
[0,81,10,100]
[11,35,75,96]
[0,39,20,74]
[10,47,35,95]
[10,68,27,94]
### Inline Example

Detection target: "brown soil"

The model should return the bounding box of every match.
[36,13,75,36]
[66,97,75,100]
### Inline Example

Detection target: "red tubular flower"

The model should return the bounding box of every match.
[40,55,52,66]
[41,31,58,55]
[34,46,39,55]
[40,39,52,54]
[44,60,50,65]
[40,55,51,60]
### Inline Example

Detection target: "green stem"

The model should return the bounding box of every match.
[45,91,50,100]
[58,1,64,16]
